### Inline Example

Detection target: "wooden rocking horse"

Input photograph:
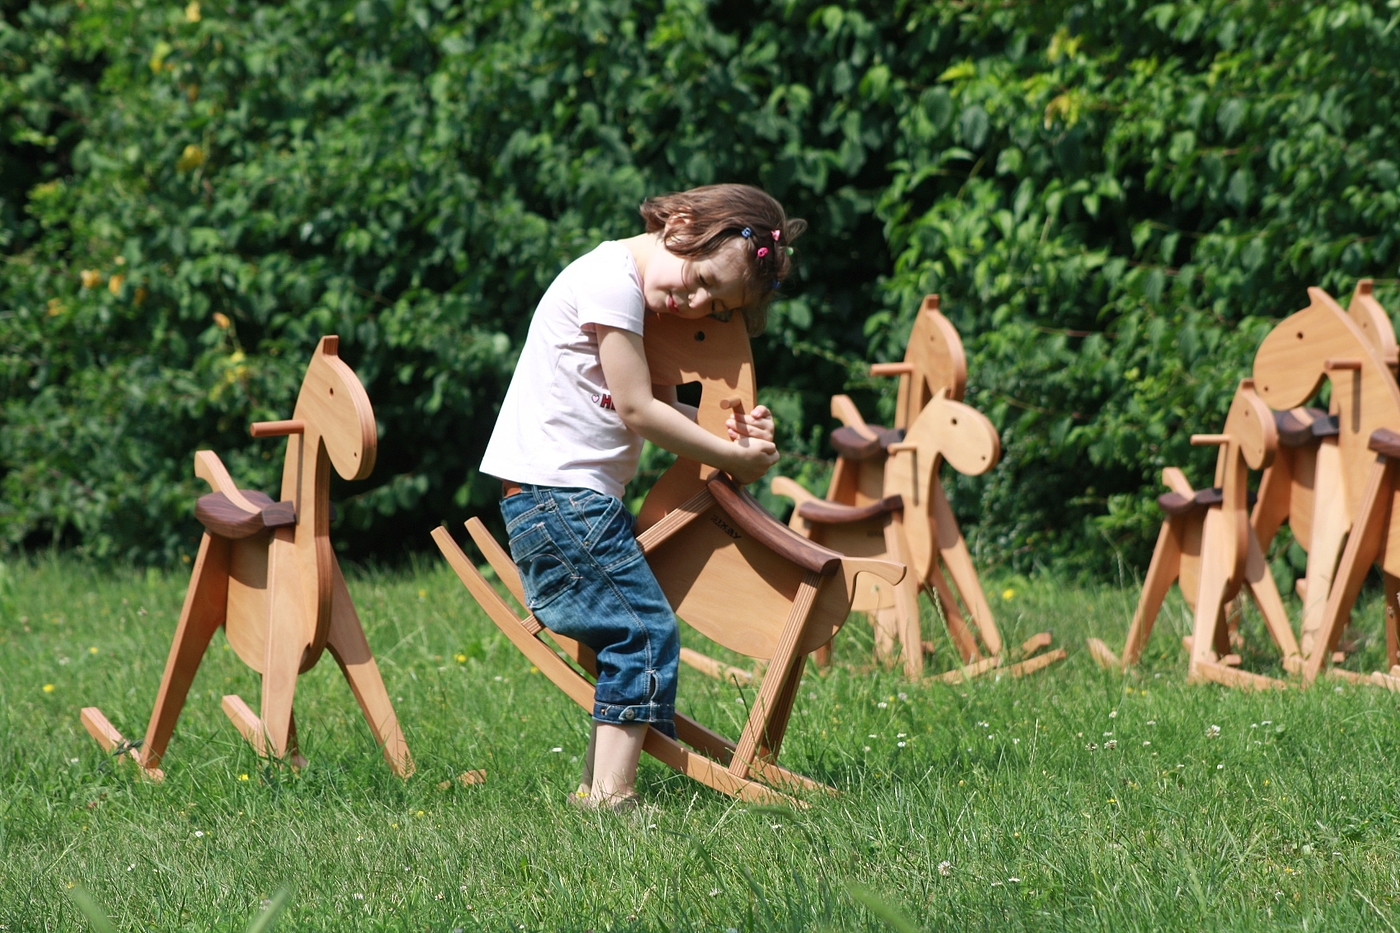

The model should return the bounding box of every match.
[1247,281,1398,672]
[772,295,1060,680]
[1249,284,1400,686]
[81,337,415,779]
[1086,379,1301,689]
[433,311,904,804]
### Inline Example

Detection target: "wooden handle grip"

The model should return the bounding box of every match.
[719,398,745,412]
[885,442,917,455]
[1190,434,1230,446]
[250,419,305,437]
[870,362,914,377]
[1324,358,1363,371]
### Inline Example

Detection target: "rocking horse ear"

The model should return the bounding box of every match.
[318,335,340,357]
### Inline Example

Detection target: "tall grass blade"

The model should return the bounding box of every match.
[245,885,294,933]
[66,888,119,933]
[845,882,920,933]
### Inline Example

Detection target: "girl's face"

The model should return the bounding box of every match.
[643,236,750,321]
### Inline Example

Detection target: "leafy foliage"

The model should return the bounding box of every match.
[2,0,1399,576]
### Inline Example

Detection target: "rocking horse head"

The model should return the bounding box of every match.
[638,311,758,529]
[893,296,968,425]
[289,336,378,482]
[1252,288,1368,411]
[1219,379,1277,474]
[904,389,1001,477]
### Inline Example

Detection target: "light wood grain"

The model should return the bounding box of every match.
[1101,380,1299,681]
[81,337,420,778]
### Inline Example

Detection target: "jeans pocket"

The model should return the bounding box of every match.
[507,521,577,612]
[566,490,627,548]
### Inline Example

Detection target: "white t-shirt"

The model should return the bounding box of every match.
[480,241,646,499]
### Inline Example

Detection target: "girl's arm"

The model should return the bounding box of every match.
[653,384,698,422]
[597,325,778,484]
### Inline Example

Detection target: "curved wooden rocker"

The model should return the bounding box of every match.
[1254,284,1400,687]
[81,337,416,779]
[773,295,1061,680]
[433,312,904,804]
[1086,380,1300,690]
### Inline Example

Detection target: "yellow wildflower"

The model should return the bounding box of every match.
[176,144,205,172]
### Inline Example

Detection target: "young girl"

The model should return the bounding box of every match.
[479,184,806,810]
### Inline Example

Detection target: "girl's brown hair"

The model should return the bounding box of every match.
[639,184,807,335]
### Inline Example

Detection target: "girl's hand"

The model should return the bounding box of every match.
[726,404,775,443]
[725,439,780,485]
[725,405,779,484]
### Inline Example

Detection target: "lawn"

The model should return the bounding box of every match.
[2,553,1399,931]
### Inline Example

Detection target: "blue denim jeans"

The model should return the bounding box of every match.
[500,484,679,737]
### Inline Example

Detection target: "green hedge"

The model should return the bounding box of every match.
[3,0,1399,579]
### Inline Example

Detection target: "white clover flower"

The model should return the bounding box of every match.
[1207,724,1221,739]
[1105,740,1117,750]
[938,861,952,876]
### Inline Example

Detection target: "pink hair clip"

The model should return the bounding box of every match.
[771,229,781,242]
[756,247,769,258]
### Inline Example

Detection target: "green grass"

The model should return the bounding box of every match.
[2,553,1400,931]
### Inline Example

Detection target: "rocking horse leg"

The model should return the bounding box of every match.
[885,514,925,679]
[1298,444,1350,658]
[326,560,415,778]
[1115,518,1183,669]
[258,528,306,761]
[924,564,980,664]
[730,573,821,781]
[754,655,807,764]
[1304,459,1393,683]
[1242,530,1302,668]
[933,480,1001,657]
[1186,522,1233,683]
[136,533,231,775]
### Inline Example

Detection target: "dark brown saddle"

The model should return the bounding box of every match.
[1274,408,1338,447]
[194,491,296,540]
[829,425,906,461]
[794,495,904,525]
[1156,487,1258,517]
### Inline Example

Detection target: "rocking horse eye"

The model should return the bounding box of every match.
[1296,332,1304,340]
[328,387,335,396]
[951,417,958,425]
[694,330,706,342]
